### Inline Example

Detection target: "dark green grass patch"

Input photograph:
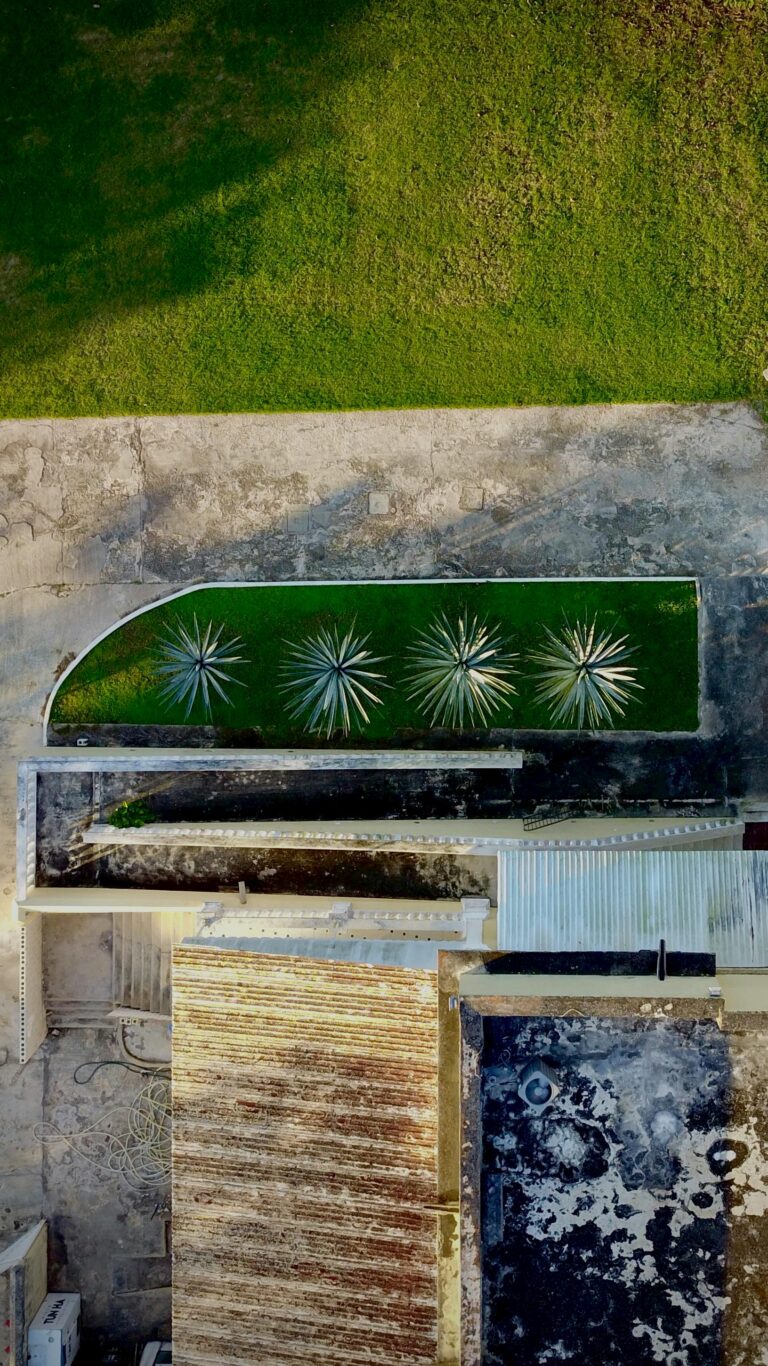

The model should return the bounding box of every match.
[50,578,699,737]
[1,0,767,416]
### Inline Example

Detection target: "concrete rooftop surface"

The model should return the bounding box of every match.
[1,402,767,589]
[3,398,768,1019]
[1,400,768,1352]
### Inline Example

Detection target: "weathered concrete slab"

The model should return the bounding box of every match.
[2,404,766,592]
[0,419,142,591]
[136,403,768,580]
[476,1012,730,1365]
[460,993,768,1366]
[430,403,768,578]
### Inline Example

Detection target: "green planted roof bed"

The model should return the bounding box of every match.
[49,578,699,740]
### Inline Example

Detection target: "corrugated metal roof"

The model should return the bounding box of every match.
[185,937,443,969]
[497,850,768,966]
[172,947,439,1366]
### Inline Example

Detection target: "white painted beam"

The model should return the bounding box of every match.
[459,973,722,1001]
[13,886,490,947]
[22,747,523,772]
[81,816,743,855]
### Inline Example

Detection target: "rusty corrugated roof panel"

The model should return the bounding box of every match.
[172,946,439,1366]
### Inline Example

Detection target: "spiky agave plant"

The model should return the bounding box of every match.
[154,615,247,720]
[406,610,518,728]
[530,616,642,729]
[280,622,389,738]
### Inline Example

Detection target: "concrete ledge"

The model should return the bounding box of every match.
[459,970,768,1012]
[24,747,524,771]
[459,973,722,1001]
[14,887,491,948]
[80,816,743,853]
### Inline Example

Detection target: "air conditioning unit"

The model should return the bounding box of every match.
[28,1292,81,1366]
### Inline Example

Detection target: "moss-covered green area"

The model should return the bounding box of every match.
[50,579,699,737]
[1,0,767,416]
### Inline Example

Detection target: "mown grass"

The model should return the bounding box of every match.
[50,579,699,736]
[1,0,767,416]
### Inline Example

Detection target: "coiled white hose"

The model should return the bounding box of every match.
[35,1074,171,1191]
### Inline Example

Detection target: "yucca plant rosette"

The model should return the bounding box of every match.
[406,609,518,729]
[529,615,642,729]
[153,615,248,720]
[280,621,390,739]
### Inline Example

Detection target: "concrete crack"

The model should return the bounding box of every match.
[131,419,147,584]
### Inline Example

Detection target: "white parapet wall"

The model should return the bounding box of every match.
[22,747,524,773]
[81,816,744,855]
[14,886,490,945]
[18,914,45,1067]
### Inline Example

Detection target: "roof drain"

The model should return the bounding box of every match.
[518,1058,560,1113]
[657,937,667,982]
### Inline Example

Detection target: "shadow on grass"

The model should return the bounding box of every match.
[0,0,367,370]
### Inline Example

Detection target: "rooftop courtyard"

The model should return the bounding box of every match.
[1,402,768,1365]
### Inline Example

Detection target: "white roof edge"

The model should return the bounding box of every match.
[0,1220,46,1275]
[14,886,481,916]
[20,747,524,771]
[81,816,743,854]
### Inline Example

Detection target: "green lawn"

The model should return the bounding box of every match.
[2,0,766,417]
[50,579,699,736]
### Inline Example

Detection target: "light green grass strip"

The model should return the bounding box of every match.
[1,0,767,416]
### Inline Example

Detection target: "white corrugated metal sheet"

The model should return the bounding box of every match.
[497,850,768,967]
[113,911,199,1015]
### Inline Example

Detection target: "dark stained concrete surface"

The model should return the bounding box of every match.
[481,1015,729,1365]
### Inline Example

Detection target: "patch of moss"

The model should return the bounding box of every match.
[107,798,156,828]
